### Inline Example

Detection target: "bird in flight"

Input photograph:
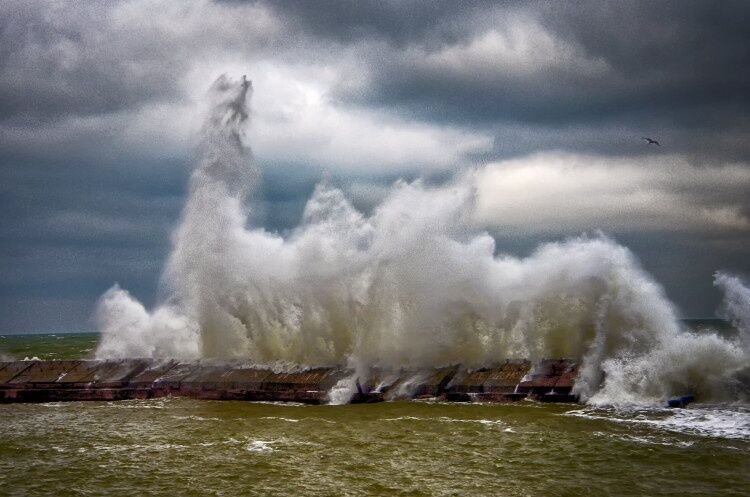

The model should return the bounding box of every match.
[642,137,660,146]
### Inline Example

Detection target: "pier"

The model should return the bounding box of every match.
[0,359,579,404]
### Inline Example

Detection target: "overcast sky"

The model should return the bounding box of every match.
[1,0,749,333]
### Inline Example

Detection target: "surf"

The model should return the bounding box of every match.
[94,75,750,406]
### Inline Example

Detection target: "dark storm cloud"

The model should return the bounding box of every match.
[0,0,748,333]
[263,0,750,160]
[0,1,182,121]
[299,1,749,118]
[4,0,749,132]
[254,0,498,45]
[0,0,279,123]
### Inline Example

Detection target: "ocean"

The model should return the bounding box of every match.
[1,330,748,497]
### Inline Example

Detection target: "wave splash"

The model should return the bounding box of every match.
[95,75,749,405]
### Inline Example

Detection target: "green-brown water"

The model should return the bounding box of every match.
[0,333,98,361]
[1,332,748,496]
[1,400,748,496]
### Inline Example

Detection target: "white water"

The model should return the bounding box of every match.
[95,75,749,405]
[566,405,750,441]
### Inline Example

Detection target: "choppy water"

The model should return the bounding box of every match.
[0,333,97,361]
[1,330,749,496]
[1,400,748,496]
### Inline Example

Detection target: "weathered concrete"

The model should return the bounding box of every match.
[0,359,580,404]
[0,362,34,385]
[357,365,459,401]
[444,360,580,402]
[516,359,579,402]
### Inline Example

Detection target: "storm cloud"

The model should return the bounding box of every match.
[1,0,748,332]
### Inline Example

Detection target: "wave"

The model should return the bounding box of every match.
[95,75,749,405]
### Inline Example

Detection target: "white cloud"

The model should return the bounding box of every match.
[472,152,750,233]
[420,21,609,79]
[187,61,494,171]
[700,206,750,230]
[3,0,495,174]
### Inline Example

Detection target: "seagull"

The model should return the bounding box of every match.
[642,137,660,146]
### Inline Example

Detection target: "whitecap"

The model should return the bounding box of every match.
[246,440,274,453]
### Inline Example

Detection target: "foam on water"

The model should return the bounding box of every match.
[592,432,696,448]
[172,415,220,422]
[94,75,750,406]
[382,416,507,428]
[566,405,750,440]
[259,416,300,423]
[246,440,275,453]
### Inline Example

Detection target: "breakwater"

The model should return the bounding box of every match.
[0,359,578,404]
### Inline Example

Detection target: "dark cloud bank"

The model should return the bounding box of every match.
[1,0,749,332]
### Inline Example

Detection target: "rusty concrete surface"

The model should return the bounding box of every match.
[444,359,578,402]
[6,360,82,387]
[0,359,580,404]
[483,360,532,393]
[0,362,34,385]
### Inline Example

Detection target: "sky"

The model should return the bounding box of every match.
[1,0,749,333]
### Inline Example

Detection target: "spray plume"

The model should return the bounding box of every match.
[95,75,749,405]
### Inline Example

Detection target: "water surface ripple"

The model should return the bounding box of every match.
[1,399,747,496]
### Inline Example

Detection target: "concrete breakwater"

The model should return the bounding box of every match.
[0,359,579,404]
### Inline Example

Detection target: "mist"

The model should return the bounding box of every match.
[95,75,750,405]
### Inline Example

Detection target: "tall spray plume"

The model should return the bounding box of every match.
[95,75,749,405]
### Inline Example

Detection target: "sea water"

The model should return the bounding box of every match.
[0,331,748,497]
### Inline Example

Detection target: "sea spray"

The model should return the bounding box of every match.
[95,75,749,404]
[715,271,750,352]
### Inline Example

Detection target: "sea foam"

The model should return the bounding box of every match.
[95,75,750,405]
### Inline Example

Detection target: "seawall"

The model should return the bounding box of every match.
[0,359,579,404]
